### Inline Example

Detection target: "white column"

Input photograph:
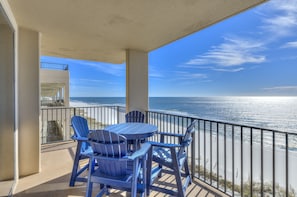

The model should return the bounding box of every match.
[64,81,70,107]
[126,50,148,113]
[0,24,15,181]
[17,27,40,176]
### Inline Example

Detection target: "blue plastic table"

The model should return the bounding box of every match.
[105,123,157,150]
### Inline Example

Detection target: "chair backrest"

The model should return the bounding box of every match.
[72,116,90,137]
[71,116,90,151]
[88,130,128,177]
[177,120,197,157]
[125,110,145,123]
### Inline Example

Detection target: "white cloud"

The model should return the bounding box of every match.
[212,67,244,72]
[149,65,164,78]
[184,0,297,73]
[262,85,297,96]
[82,61,125,76]
[175,71,207,80]
[263,86,297,91]
[71,78,116,88]
[186,37,266,69]
[65,58,125,76]
[260,0,297,38]
[281,41,297,48]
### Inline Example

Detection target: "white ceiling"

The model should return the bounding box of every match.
[8,0,267,64]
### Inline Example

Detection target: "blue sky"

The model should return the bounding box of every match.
[41,0,297,97]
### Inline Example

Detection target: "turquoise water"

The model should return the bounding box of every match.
[70,96,297,133]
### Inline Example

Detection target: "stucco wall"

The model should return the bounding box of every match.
[0,24,15,181]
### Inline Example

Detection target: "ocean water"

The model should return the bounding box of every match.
[70,96,297,133]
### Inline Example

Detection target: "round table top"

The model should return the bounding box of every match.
[104,122,157,140]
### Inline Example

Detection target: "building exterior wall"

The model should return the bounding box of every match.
[0,24,15,181]
[40,69,70,107]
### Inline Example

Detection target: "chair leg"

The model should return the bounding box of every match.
[131,159,139,197]
[142,156,147,197]
[69,141,82,186]
[183,157,192,184]
[171,148,185,197]
[85,162,93,197]
[146,146,153,196]
[85,182,93,197]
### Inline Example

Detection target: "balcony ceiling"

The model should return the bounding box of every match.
[41,83,65,97]
[0,7,8,25]
[8,0,266,64]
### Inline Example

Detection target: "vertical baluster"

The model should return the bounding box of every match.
[273,131,275,197]
[224,124,227,192]
[117,106,119,123]
[286,133,289,196]
[103,106,106,125]
[250,128,253,197]
[241,126,243,197]
[204,120,206,181]
[210,121,213,185]
[198,120,201,178]
[191,118,196,178]
[261,129,264,197]
[232,125,234,196]
[46,109,49,143]
[217,122,219,189]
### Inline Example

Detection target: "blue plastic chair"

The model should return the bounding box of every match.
[147,119,197,197]
[69,116,93,186]
[125,110,146,150]
[86,130,151,197]
[125,110,145,123]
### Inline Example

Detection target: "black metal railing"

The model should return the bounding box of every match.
[40,106,125,144]
[147,110,297,197]
[40,106,297,196]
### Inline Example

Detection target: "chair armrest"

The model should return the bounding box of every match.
[71,135,88,142]
[156,132,184,138]
[148,141,182,148]
[128,143,151,160]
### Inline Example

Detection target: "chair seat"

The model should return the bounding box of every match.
[83,146,93,155]
[152,147,187,168]
[91,169,132,182]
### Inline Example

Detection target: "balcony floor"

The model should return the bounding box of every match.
[2,141,227,197]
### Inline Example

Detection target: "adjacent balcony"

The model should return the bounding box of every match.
[40,62,70,108]
[3,105,296,197]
